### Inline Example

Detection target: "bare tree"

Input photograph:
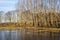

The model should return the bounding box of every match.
[5,12,12,22]
[0,11,3,23]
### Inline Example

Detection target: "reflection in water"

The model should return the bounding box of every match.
[0,29,60,40]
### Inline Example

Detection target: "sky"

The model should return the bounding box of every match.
[0,0,18,13]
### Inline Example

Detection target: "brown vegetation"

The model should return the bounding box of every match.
[20,9,60,27]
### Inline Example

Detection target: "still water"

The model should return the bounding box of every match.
[0,29,60,40]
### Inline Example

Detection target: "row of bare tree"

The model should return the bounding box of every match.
[0,9,60,27]
[19,9,60,27]
[0,0,60,27]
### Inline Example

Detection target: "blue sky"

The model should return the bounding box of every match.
[0,0,18,12]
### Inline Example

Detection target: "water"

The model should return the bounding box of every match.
[0,29,60,40]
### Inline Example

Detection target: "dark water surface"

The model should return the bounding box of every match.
[0,29,60,40]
